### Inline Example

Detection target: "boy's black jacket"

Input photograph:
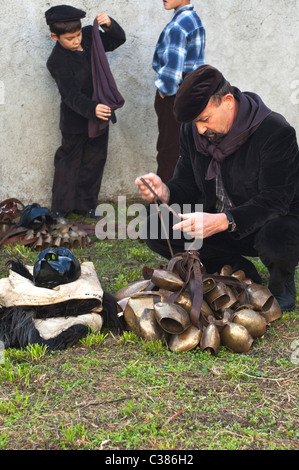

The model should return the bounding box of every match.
[47,18,126,134]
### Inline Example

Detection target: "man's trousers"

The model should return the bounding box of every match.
[143,208,299,297]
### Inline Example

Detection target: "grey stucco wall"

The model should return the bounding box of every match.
[0,0,298,206]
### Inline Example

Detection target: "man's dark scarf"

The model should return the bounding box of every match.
[88,18,125,138]
[192,88,272,180]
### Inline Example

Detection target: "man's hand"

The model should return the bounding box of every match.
[95,104,111,120]
[172,212,229,239]
[135,173,169,203]
[96,13,112,28]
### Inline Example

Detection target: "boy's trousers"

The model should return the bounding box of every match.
[51,128,109,213]
[154,91,181,183]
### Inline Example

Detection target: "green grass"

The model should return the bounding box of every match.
[0,217,298,450]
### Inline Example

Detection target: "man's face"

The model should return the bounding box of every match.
[193,95,236,141]
[162,0,190,11]
[51,29,83,51]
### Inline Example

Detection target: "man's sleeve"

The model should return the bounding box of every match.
[230,125,299,238]
[167,124,203,206]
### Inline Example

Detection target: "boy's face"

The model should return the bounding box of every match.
[51,29,83,51]
[162,0,190,11]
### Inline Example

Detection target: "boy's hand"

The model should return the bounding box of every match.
[95,104,111,120]
[96,13,112,28]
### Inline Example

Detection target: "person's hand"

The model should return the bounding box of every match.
[95,104,111,120]
[135,173,169,203]
[96,13,112,28]
[172,212,229,239]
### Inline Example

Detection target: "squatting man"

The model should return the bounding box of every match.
[136,64,299,314]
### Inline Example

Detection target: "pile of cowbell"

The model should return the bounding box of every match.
[114,257,282,355]
[24,218,92,251]
[0,201,93,251]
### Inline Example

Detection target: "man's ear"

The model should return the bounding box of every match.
[222,93,234,110]
[50,32,59,42]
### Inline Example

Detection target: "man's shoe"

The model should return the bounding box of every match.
[274,275,296,313]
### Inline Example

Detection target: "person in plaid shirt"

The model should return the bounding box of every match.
[152,1,205,182]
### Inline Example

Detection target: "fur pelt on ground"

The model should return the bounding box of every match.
[0,259,124,351]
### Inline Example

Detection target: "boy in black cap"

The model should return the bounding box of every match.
[45,5,126,218]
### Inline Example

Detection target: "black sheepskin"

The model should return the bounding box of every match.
[5,258,34,281]
[0,306,89,350]
[0,259,124,351]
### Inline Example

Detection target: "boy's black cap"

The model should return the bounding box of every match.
[45,5,86,25]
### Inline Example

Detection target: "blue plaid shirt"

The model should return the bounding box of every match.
[152,4,205,96]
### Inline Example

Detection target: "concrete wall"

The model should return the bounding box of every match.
[0,0,298,206]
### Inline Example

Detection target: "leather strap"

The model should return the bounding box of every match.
[0,198,24,223]
[166,250,204,328]
[0,226,28,247]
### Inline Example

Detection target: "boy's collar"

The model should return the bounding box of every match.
[55,38,85,55]
[173,4,194,17]
[55,40,72,54]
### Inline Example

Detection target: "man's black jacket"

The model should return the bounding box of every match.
[167,112,299,239]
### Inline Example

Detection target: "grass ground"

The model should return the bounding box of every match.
[0,212,298,451]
